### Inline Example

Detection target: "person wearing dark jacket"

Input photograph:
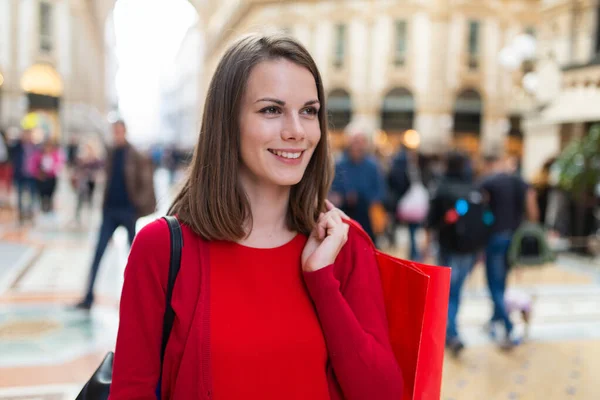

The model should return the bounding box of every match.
[422,151,478,356]
[385,146,410,247]
[330,131,386,243]
[388,147,423,259]
[10,130,38,223]
[75,120,156,310]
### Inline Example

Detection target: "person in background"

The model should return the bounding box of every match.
[330,128,386,243]
[11,130,38,224]
[389,144,425,260]
[532,156,557,227]
[0,129,12,208]
[66,136,79,169]
[505,154,522,176]
[422,151,480,356]
[31,139,64,214]
[73,141,104,224]
[386,144,410,248]
[75,120,156,310]
[480,154,538,348]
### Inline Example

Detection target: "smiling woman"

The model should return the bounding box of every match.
[169,35,332,241]
[109,33,403,400]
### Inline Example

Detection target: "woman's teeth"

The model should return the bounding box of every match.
[270,150,302,159]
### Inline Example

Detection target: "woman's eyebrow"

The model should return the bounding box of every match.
[255,97,285,105]
[254,98,320,106]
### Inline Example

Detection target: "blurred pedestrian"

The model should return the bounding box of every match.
[109,33,402,400]
[386,144,410,248]
[31,139,64,213]
[532,156,557,227]
[395,149,427,260]
[66,136,79,168]
[73,141,103,224]
[330,128,386,243]
[11,129,38,224]
[480,154,538,348]
[423,151,488,356]
[0,129,12,208]
[75,120,156,310]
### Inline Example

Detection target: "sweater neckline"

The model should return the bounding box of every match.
[231,233,304,251]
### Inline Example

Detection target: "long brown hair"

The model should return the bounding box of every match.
[169,33,333,240]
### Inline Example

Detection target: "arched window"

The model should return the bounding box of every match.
[327,89,352,131]
[381,87,414,133]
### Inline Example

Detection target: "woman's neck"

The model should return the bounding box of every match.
[239,173,295,248]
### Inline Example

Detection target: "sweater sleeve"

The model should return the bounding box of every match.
[302,229,403,400]
[109,219,170,400]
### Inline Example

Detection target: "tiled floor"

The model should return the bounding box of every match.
[442,339,600,400]
[1,173,600,399]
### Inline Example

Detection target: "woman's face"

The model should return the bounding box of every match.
[238,58,321,189]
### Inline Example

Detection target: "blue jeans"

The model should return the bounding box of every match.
[16,177,37,220]
[408,223,420,261]
[485,232,513,336]
[83,208,137,306]
[439,250,477,342]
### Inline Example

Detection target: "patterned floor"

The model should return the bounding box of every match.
[0,173,599,399]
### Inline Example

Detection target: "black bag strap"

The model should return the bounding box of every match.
[160,216,183,366]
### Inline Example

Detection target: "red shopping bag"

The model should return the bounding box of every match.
[346,219,451,400]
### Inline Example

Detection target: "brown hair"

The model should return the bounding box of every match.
[169,33,333,240]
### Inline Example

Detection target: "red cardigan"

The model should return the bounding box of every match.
[109,218,403,400]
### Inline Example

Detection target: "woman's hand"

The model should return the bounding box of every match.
[302,200,350,272]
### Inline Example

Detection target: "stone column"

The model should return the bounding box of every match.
[4,0,25,128]
[348,15,379,135]
[415,5,453,154]
[522,118,561,181]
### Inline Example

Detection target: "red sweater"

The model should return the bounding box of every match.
[210,235,330,399]
[109,218,403,400]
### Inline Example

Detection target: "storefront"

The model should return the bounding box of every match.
[20,63,63,142]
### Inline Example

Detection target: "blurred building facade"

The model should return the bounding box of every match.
[523,0,600,178]
[0,0,115,142]
[201,0,538,156]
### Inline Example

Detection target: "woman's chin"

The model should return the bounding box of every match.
[267,173,305,188]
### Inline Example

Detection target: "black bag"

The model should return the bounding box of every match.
[508,222,556,267]
[438,182,494,253]
[75,216,183,400]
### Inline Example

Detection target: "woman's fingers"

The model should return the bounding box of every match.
[314,205,351,242]
[316,212,326,240]
[325,199,349,219]
[325,199,337,211]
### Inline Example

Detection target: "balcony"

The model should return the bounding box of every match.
[562,54,600,88]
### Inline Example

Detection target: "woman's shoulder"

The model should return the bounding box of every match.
[134,217,170,246]
[133,217,201,252]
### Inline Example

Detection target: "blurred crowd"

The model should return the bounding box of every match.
[328,124,599,355]
[0,125,192,228]
[329,127,599,258]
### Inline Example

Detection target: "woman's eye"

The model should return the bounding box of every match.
[302,107,318,115]
[260,106,281,114]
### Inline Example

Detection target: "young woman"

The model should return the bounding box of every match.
[110,33,402,400]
